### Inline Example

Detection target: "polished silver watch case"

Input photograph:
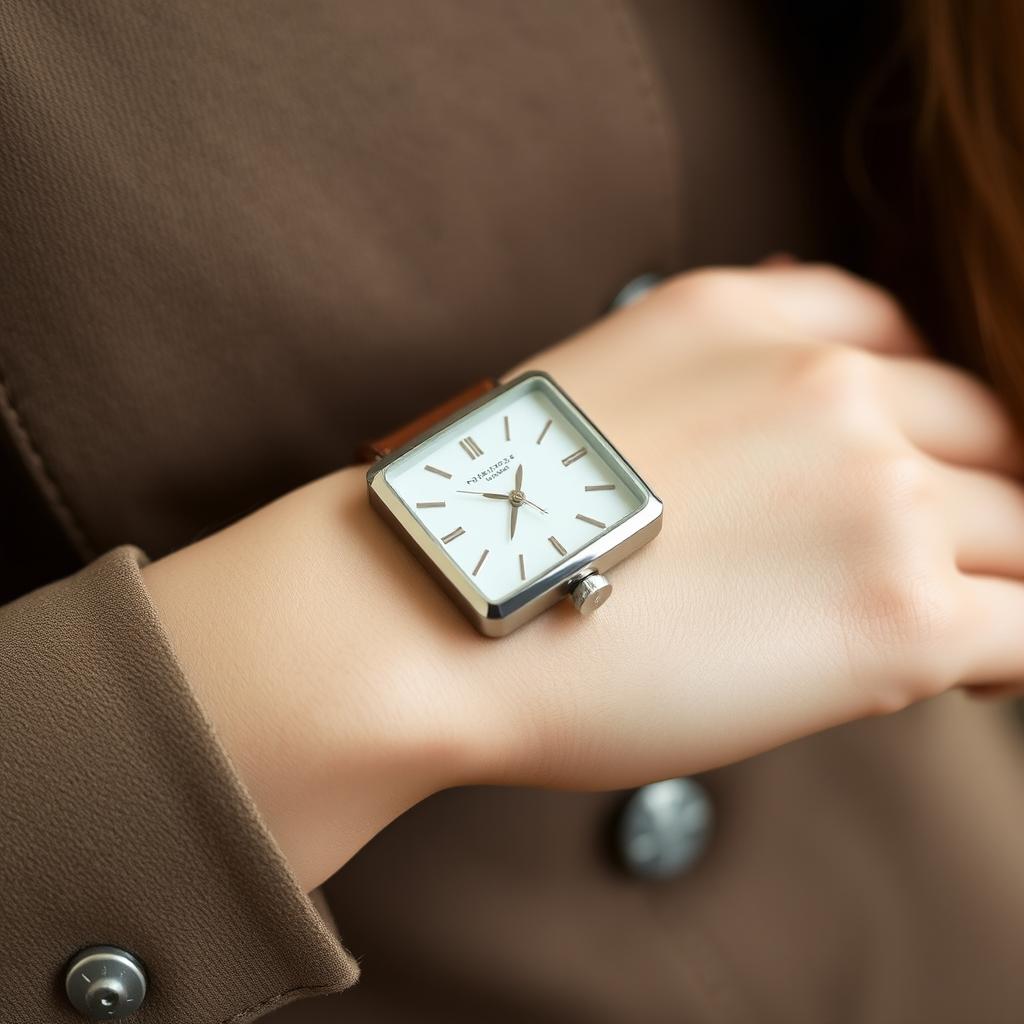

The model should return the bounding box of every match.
[366,371,663,636]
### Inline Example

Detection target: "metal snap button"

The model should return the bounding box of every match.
[617,777,714,880]
[65,946,147,1019]
[609,273,663,310]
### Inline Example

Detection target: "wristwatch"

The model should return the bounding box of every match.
[363,371,663,636]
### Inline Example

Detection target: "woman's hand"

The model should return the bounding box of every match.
[488,263,1024,789]
[143,263,1024,890]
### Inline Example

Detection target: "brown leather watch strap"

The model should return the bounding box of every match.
[355,377,498,463]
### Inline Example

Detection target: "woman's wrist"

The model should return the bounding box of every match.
[142,465,493,890]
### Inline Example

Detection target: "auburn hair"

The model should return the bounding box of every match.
[910,2,1024,422]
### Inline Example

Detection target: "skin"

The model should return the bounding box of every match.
[143,263,1024,891]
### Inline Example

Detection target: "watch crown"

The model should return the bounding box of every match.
[571,573,612,616]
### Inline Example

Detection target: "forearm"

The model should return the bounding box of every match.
[142,457,657,890]
[143,466,491,890]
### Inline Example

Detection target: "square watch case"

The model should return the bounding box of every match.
[366,371,662,636]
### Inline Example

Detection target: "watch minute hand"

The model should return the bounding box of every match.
[456,490,509,500]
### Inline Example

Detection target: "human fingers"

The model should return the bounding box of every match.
[936,461,1024,577]
[750,262,926,355]
[881,357,1024,476]
[957,575,1024,685]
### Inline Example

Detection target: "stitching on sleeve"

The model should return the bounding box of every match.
[0,358,96,560]
[220,981,346,1024]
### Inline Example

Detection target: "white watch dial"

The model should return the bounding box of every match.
[384,376,646,602]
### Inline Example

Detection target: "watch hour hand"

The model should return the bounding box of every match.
[510,502,519,540]
[515,462,524,491]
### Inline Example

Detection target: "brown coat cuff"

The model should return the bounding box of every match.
[0,546,359,1022]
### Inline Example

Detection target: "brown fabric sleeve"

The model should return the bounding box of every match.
[0,546,359,1022]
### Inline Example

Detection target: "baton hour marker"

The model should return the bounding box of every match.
[576,513,605,529]
[425,465,452,479]
[441,526,466,544]
[460,436,484,459]
[536,418,552,445]
[549,536,567,556]
[562,447,587,467]
[472,549,489,576]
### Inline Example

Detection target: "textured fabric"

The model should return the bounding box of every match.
[0,0,810,564]
[0,547,359,1022]
[0,0,673,560]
